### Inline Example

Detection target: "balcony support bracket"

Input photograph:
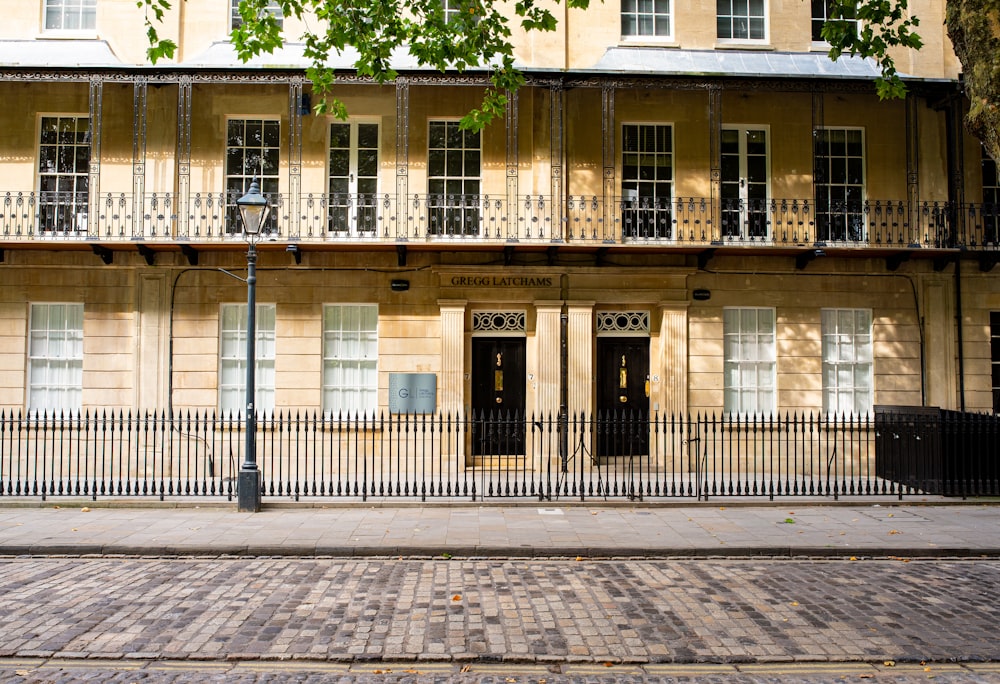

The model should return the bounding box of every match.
[697,249,715,270]
[503,245,515,266]
[595,247,608,267]
[397,244,407,267]
[287,244,302,265]
[979,254,998,273]
[92,245,113,265]
[546,245,558,266]
[180,244,199,266]
[885,252,911,271]
[0,249,4,264]
[933,255,955,272]
[136,244,155,266]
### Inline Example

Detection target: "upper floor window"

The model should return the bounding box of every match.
[226,118,280,235]
[38,115,90,234]
[717,0,766,41]
[822,308,873,416]
[219,303,275,416]
[724,307,776,416]
[814,127,865,242]
[621,123,673,239]
[622,0,672,38]
[44,0,96,31]
[231,0,283,31]
[811,0,857,43]
[328,121,380,234]
[28,303,83,415]
[983,147,998,245]
[427,120,481,236]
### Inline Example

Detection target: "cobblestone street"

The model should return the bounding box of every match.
[1,556,998,682]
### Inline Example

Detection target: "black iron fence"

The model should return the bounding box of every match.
[5,408,992,503]
[2,409,993,502]
[875,406,999,497]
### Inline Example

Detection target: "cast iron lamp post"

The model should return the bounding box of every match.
[236,178,269,513]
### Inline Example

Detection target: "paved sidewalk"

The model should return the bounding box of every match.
[1,500,998,557]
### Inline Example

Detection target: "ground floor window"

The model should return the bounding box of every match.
[28,303,83,414]
[822,308,873,416]
[724,307,776,415]
[323,304,378,416]
[219,303,275,415]
[991,311,1000,414]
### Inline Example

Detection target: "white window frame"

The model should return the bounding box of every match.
[724,307,776,416]
[620,122,674,240]
[811,0,858,46]
[427,119,482,236]
[621,0,673,41]
[219,303,276,416]
[327,119,380,235]
[720,125,771,241]
[230,0,283,31]
[716,0,767,43]
[225,117,280,235]
[323,304,378,417]
[37,114,90,234]
[28,303,84,415]
[43,0,97,32]
[821,308,873,416]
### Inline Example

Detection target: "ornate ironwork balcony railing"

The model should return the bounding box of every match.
[1,190,996,251]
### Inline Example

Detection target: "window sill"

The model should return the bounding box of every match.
[37,31,100,40]
[619,37,679,48]
[714,42,773,50]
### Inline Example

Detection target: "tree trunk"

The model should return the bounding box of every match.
[946,0,1000,162]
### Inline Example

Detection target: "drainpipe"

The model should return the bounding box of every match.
[945,91,967,411]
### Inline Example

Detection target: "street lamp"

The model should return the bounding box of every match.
[236,178,269,513]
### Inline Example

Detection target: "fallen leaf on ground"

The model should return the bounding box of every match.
[452,594,462,601]
[884,660,896,667]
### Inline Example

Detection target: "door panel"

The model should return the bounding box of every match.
[471,338,526,456]
[721,127,769,240]
[596,338,650,458]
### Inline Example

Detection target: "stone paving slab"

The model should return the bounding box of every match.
[0,502,998,558]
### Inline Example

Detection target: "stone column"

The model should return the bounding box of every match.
[439,300,467,417]
[656,301,690,417]
[566,302,595,419]
[534,302,562,419]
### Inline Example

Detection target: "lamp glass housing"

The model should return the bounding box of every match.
[236,179,269,236]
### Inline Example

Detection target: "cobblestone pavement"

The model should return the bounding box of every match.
[2,660,1000,683]
[0,557,998,679]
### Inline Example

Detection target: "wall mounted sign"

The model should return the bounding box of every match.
[448,276,554,287]
[388,373,437,414]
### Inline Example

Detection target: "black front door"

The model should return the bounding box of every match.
[471,338,526,456]
[596,338,650,458]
